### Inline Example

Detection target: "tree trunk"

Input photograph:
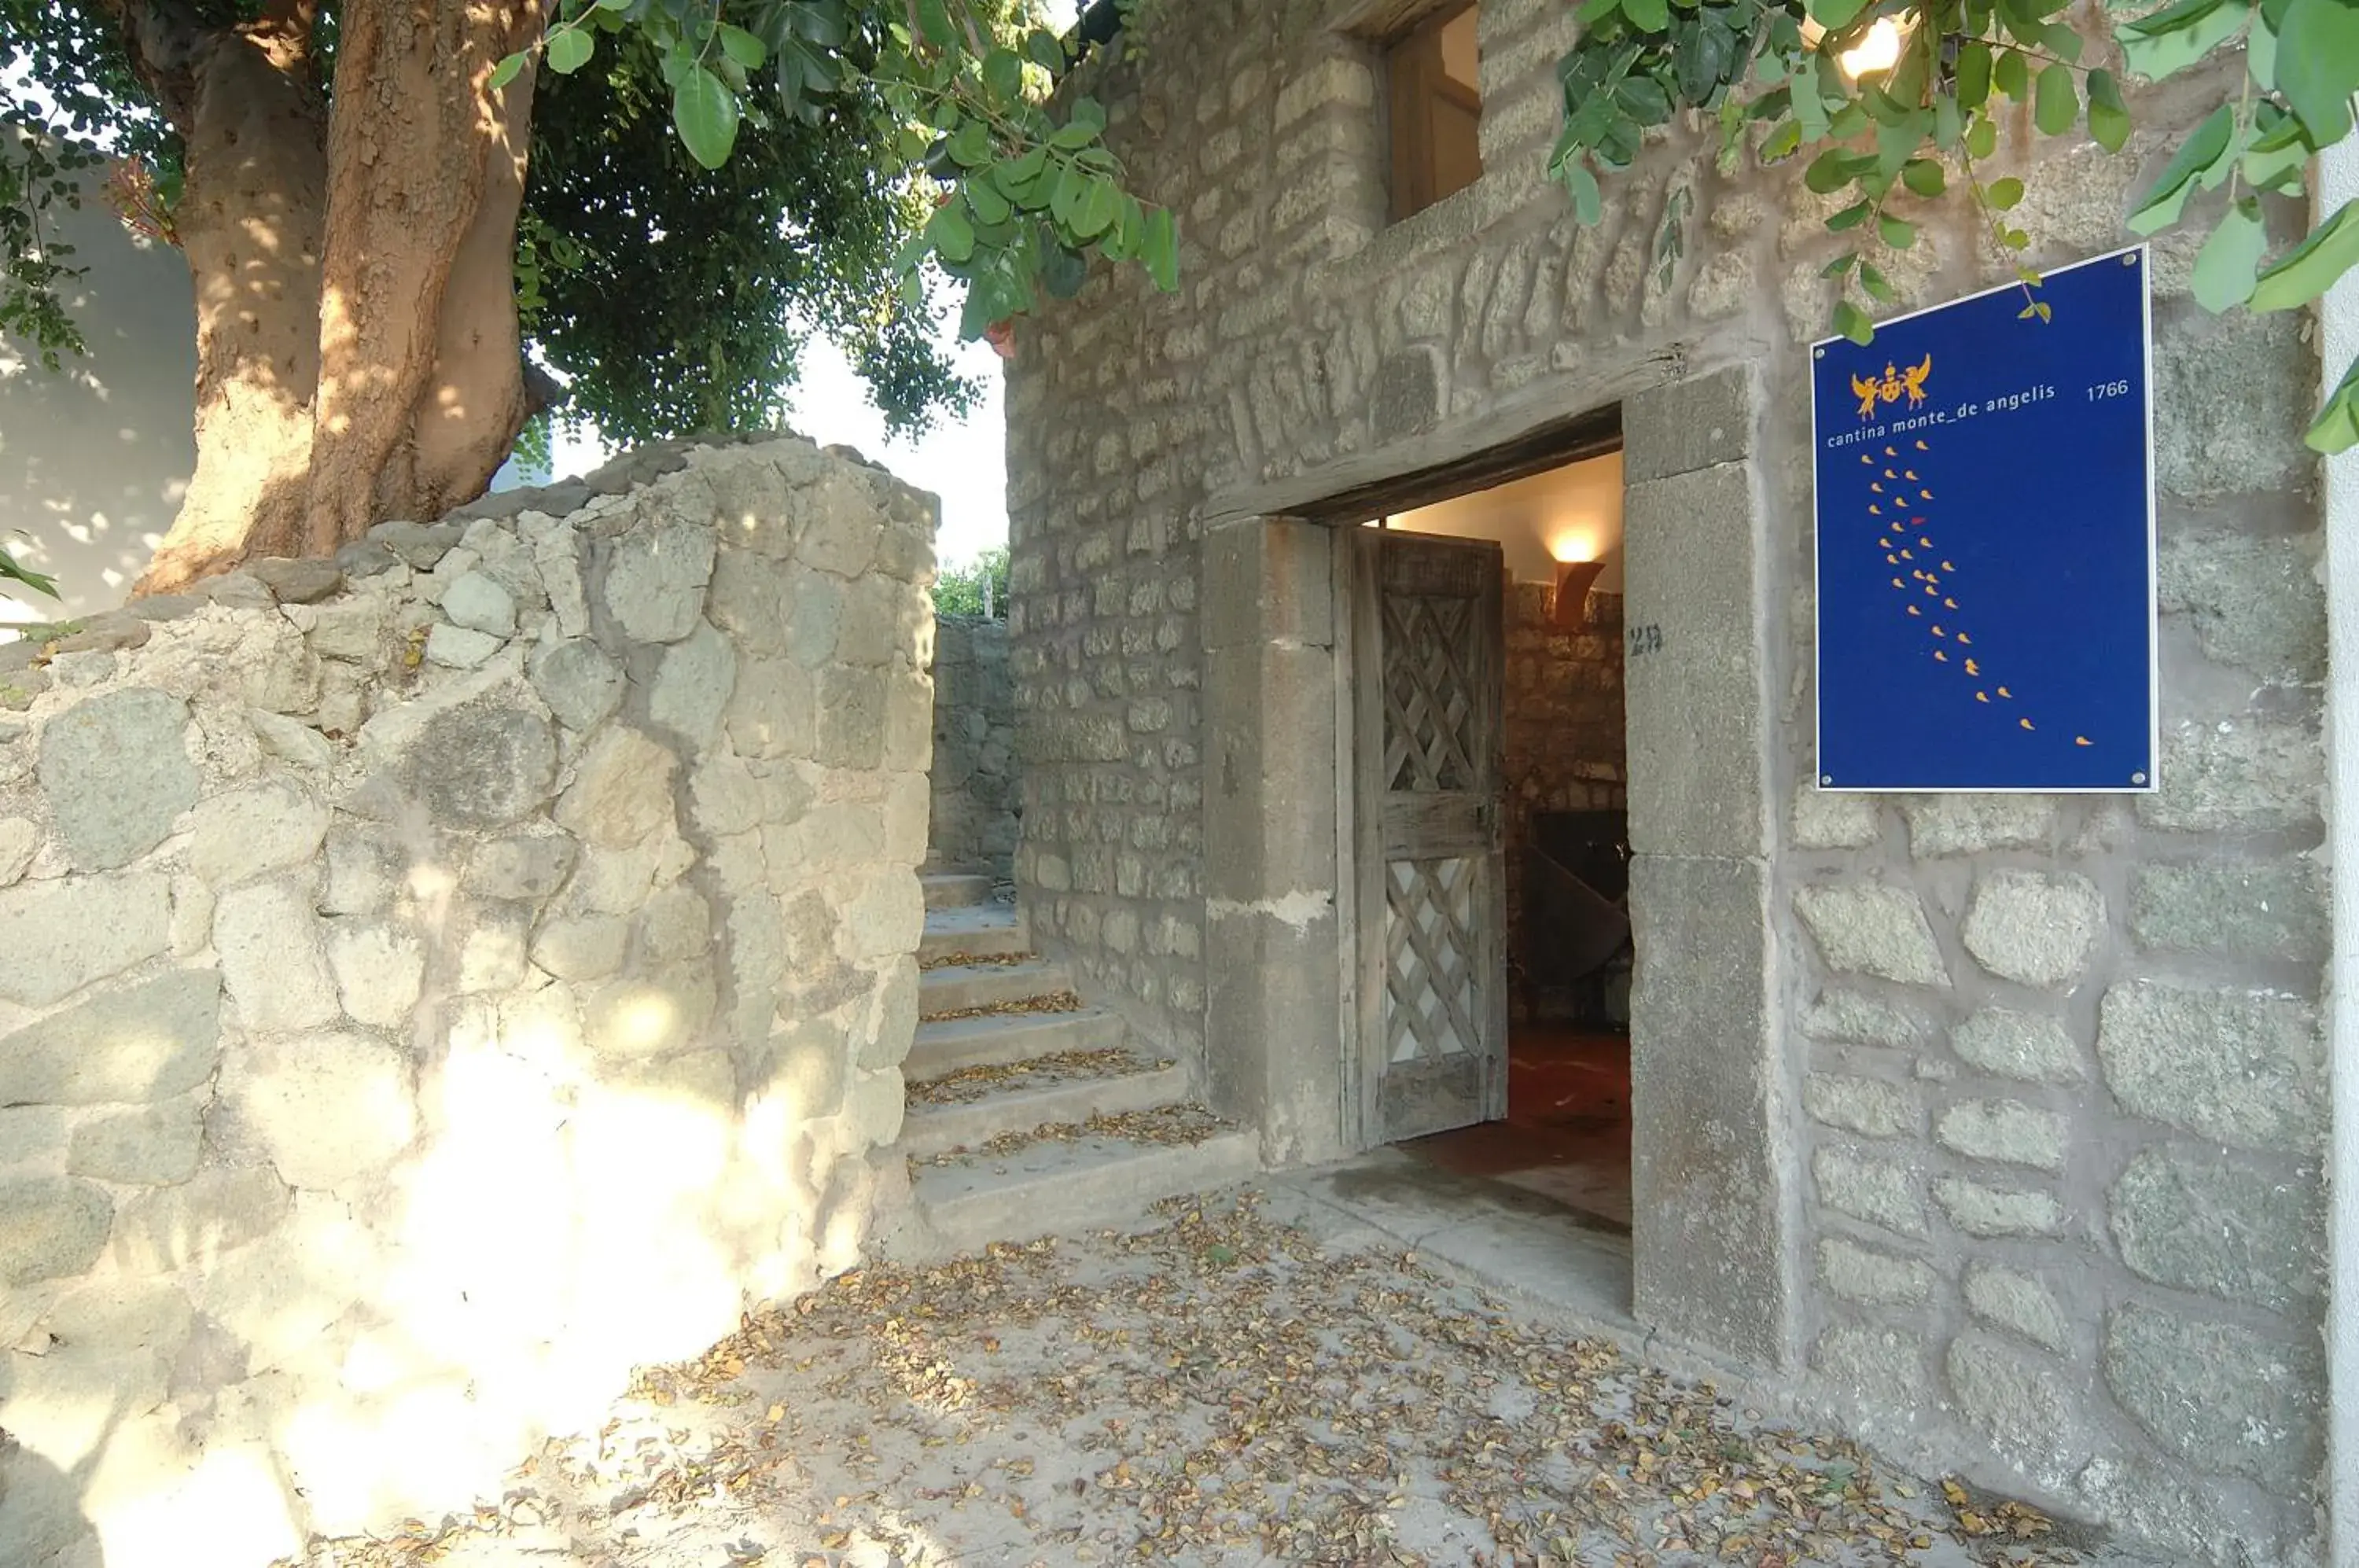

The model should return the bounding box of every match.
[129,0,546,594]
[304,0,546,556]
[130,20,328,597]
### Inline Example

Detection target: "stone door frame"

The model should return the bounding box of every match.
[1199,361,1798,1369]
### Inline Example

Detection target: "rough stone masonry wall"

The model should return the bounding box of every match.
[0,434,934,1568]
[927,614,1018,877]
[1503,580,1626,1010]
[1007,1,2325,1562]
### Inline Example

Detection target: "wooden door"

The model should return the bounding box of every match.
[1350,529,1507,1144]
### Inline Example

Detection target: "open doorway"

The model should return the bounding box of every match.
[1354,444,1634,1232]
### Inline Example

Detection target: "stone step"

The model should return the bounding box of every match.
[921,872,995,910]
[900,1052,1189,1159]
[907,1007,1125,1080]
[919,958,1076,1018]
[895,1110,1260,1260]
[919,904,1029,966]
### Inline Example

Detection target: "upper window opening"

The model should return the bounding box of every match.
[1387,2,1482,223]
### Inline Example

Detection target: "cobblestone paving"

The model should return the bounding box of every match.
[286,1191,2160,1568]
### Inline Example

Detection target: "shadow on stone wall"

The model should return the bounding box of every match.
[927,616,1016,879]
[0,434,938,1567]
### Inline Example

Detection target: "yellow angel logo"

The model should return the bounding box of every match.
[1849,354,1934,420]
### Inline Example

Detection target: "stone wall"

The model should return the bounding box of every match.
[927,614,1018,877]
[1502,580,1625,1012]
[0,434,935,1567]
[1006,0,2326,1561]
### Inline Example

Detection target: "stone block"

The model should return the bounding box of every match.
[222,1030,417,1190]
[0,1105,63,1165]
[2109,1147,2321,1314]
[0,970,220,1106]
[66,1099,202,1185]
[186,781,332,888]
[1817,1236,1932,1305]
[0,1175,111,1283]
[307,598,388,662]
[1625,364,1754,484]
[365,693,558,830]
[815,667,886,769]
[425,622,504,669]
[1371,348,1444,443]
[585,966,718,1060]
[109,1164,290,1275]
[1803,991,1924,1050]
[528,638,626,732]
[327,921,427,1030]
[2152,305,2315,503]
[0,816,36,886]
[651,621,738,748]
[466,833,580,901]
[2098,981,2320,1152]
[602,525,717,642]
[457,901,535,993]
[558,726,679,850]
[1803,1071,1914,1138]
[1946,1334,2076,1467]
[324,826,403,917]
[441,571,517,636]
[1623,465,1766,858]
[1934,1176,2063,1237]
[2140,717,2321,834]
[0,873,172,1008]
[1794,883,1947,986]
[1205,639,1338,904]
[845,1065,905,1150]
[1811,1321,1922,1414]
[1935,1099,2067,1172]
[2130,859,2327,963]
[1897,795,2056,859]
[1791,788,1881,848]
[727,658,816,760]
[533,913,631,982]
[201,1203,373,1374]
[1950,1008,2084,1084]
[1812,1147,1924,1237]
[842,871,924,959]
[2104,1303,2322,1489]
[856,957,921,1071]
[1960,870,2103,988]
[1963,1264,2070,1352]
[1201,516,1334,653]
[2158,532,2324,686]
[215,880,340,1033]
[1629,855,1787,1367]
[39,687,199,870]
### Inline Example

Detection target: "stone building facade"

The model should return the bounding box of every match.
[1003,1,2331,1561]
[0,436,933,1566]
[926,613,1019,878]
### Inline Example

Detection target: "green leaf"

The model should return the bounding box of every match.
[2118,0,2250,81]
[1823,252,1859,278]
[1027,28,1066,72]
[1577,0,1624,24]
[2033,63,2078,134]
[2252,196,2359,309]
[1833,298,1876,344]
[1809,0,1874,30]
[547,24,594,73]
[1143,207,1180,292]
[1860,260,1897,302]
[983,46,1025,100]
[2305,351,2359,452]
[2086,68,2132,153]
[2276,0,2359,141]
[1879,212,1916,247]
[1050,160,1087,226]
[2244,106,2316,189]
[967,178,1012,226]
[1985,175,2026,209]
[1827,199,1874,230]
[1805,148,1861,192]
[1934,93,1963,149]
[927,196,977,263]
[1072,175,1124,239]
[1901,157,1945,197]
[1993,48,2028,101]
[719,24,766,69]
[2128,102,2236,234]
[1966,116,1999,158]
[2193,195,2269,311]
[916,0,956,47]
[1956,42,1993,111]
[948,120,992,167]
[1761,120,1804,160]
[489,51,527,91]
[1567,160,1604,223]
[672,64,740,167]
[1625,0,1670,31]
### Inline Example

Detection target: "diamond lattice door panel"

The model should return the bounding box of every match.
[1352,531,1506,1146]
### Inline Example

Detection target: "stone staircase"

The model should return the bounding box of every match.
[883,874,1258,1261]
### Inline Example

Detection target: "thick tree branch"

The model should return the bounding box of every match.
[82,0,210,129]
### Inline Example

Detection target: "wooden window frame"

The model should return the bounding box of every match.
[1382,0,1482,224]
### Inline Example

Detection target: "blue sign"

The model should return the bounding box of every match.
[1812,248,2155,793]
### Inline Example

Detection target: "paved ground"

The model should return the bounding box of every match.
[290,1176,2154,1568]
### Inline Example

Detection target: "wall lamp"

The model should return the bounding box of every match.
[1552,559,1606,631]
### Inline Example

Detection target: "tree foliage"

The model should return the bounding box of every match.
[1551,0,2359,451]
[933,544,1010,617]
